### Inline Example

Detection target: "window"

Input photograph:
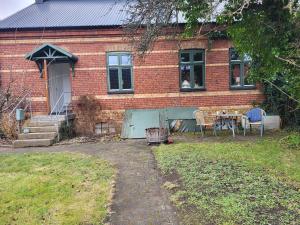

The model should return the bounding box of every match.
[180,49,205,91]
[107,53,133,93]
[229,48,255,89]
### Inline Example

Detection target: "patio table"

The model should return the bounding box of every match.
[212,113,242,137]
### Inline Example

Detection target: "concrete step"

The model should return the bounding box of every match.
[31,113,75,122]
[31,117,66,122]
[27,121,61,127]
[18,132,57,140]
[13,139,55,148]
[24,126,58,133]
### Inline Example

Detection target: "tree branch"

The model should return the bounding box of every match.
[275,55,300,69]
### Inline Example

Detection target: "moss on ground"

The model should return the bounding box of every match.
[154,137,300,225]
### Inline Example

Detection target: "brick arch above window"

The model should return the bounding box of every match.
[178,40,208,50]
[105,44,133,52]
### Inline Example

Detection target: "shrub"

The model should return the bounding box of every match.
[0,114,18,139]
[74,95,100,136]
[59,120,76,140]
[262,76,299,128]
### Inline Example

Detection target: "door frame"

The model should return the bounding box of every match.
[46,62,72,114]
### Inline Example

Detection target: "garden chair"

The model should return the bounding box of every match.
[242,108,266,137]
[193,110,216,137]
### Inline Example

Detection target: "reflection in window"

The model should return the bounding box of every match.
[121,55,131,65]
[229,48,254,88]
[194,64,204,87]
[243,62,252,85]
[181,65,191,88]
[181,53,190,62]
[180,50,205,90]
[108,55,118,65]
[194,52,203,61]
[107,53,133,92]
[122,68,132,89]
[109,68,119,90]
[230,64,241,86]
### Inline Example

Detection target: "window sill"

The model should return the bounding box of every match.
[180,88,206,92]
[230,86,256,90]
[108,90,134,94]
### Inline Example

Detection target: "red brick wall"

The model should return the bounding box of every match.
[0,28,264,115]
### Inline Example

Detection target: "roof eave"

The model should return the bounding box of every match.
[0,25,124,32]
[25,43,78,62]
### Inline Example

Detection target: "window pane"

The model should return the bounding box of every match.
[194,51,203,62]
[181,65,191,88]
[230,49,240,61]
[122,68,132,89]
[109,68,119,90]
[231,64,241,86]
[181,53,190,62]
[243,63,254,85]
[108,55,118,65]
[194,64,204,88]
[121,55,131,65]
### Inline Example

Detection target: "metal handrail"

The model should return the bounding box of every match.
[9,92,32,120]
[49,91,72,141]
[50,91,72,121]
[50,92,66,116]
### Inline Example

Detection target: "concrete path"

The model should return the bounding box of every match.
[0,140,179,225]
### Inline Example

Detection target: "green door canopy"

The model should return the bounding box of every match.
[121,107,198,139]
[25,43,78,77]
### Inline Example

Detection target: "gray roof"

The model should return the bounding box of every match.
[0,0,186,30]
[0,0,135,30]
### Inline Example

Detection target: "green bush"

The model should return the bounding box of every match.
[262,76,299,128]
[59,120,76,140]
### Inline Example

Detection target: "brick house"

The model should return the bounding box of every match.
[0,0,264,138]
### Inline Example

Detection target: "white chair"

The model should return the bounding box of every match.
[242,108,266,137]
[193,110,216,137]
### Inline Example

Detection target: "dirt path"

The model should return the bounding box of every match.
[0,140,179,225]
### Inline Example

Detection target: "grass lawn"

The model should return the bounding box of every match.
[0,152,115,225]
[154,135,300,225]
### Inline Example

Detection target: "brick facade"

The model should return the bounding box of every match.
[0,28,264,126]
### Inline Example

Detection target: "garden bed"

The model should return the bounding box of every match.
[0,138,12,147]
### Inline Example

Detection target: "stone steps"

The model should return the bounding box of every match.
[12,115,69,148]
[25,126,58,133]
[27,121,61,127]
[30,114,75,122]
[31,114,66,120]
[13,139,55,148]
[18,132,57,140]
[12,113,75,148]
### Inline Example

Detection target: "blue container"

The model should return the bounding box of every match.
[16,109,25,121]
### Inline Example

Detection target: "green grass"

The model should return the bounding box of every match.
[0,152,115,225]
[154,136,300,225]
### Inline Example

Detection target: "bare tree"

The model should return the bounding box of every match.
[0,67,19,115]
[123,0,180,54]
[123,0,231,53]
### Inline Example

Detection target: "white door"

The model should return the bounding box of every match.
[48,63,71,113]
